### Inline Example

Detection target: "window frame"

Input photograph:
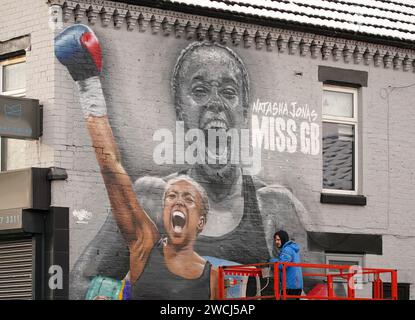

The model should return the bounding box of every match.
[0,56,27,172]
[325,252,367,283]
[0,56,26,97]
[322,84,359,195]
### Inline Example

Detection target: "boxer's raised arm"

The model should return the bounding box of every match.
[54,25,158,252]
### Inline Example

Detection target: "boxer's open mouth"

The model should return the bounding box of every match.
[203,119,228,131]
[171,211,186,233]
[202,119,231,164]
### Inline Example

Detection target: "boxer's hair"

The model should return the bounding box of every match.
[172,42,250,121]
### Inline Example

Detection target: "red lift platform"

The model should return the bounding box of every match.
[217,262,398,300]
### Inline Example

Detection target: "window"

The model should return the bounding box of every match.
[0,56,26,171]
[325,253,366,283]
[0,56,26,96]
[322,85,358,194]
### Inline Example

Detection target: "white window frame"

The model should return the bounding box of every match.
[0,56,26,97]
[325,253,367,283]
[322,84,358,195]
[0,56,26,171]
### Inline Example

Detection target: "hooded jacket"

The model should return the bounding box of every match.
[269,241,303,289]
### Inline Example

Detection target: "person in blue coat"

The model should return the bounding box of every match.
[270,230,303,299]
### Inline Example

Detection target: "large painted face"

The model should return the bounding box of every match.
[162,180,205,246]
[176,45,247,175]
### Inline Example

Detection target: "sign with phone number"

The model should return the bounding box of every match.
[0,210,22,231]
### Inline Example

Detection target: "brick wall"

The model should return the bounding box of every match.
[1,0,56,169]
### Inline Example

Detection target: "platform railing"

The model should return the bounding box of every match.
[217,262,398,300]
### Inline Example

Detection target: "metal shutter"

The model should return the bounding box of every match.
[0,238,34,300]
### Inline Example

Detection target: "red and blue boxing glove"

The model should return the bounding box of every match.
[55,24,107,118]
[54,24,102,82]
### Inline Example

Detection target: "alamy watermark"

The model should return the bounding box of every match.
[48,265,63,290]
[348,265,364,291]
[153,122,262,175]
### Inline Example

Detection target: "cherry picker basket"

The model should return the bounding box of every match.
[217,262,398,300]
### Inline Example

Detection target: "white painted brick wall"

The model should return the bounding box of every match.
[1,0,55,169]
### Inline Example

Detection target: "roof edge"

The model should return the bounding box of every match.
[130,0,415,50]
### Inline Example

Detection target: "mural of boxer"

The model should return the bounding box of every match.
[136,42,309,267]
[55,24,309,299]
[55,24,221,300]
